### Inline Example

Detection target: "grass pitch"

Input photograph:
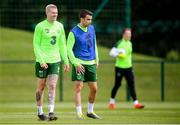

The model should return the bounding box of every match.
[0,102,180,124]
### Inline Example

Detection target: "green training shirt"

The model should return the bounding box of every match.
[115,38,132,68]
[33,20,69,65]
[67,24,99,67]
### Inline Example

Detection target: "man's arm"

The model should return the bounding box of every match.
[59,24,69,65]
[95,36,99,67]
[67,32,80,67]
[33,24,45,64]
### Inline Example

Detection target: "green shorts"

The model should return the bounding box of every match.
[35,62,60,78]
[72,64,97,82]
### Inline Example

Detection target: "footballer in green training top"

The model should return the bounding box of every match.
[33,4,69,121]
[67,9,101,120]
[109,28,144,109]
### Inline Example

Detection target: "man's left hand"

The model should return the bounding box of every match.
[64,64,70,72]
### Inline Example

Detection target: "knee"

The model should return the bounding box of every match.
[47,75,58,90]
[128,81,135,86]
[90,85,97,94]
[114,83,121,88]
[48,83,56,90]
[37,85,45,92]
[75,84,83,93]
[37,79,46,92]
[92,89,97,94]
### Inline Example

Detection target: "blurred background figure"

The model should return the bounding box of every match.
[108,28,144,109]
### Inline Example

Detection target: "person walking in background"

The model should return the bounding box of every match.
[67,9,101,119]
[108,28,144,109]
[33,4,69,121]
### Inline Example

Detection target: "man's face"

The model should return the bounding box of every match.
[123,30,131,41]
[81,15,92,27]
[47,8,58,22]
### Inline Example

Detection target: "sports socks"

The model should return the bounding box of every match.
[76,105,82,114]
[133,100,139,105]
[49,104,54,113]
[109,98,115,104]
[87,102,94,113]
[37,106,44,115]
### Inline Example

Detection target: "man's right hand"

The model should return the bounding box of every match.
[76,64,85,74]
[41,63,48,69]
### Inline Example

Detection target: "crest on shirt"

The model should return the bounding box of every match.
[50,36,56,45]
[45,28,50,33]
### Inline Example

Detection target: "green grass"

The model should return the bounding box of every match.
[0,27,180,124]
[0,102,180,124]
[0,27,34,60]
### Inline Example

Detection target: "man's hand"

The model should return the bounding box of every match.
[64,64,70,72]
[76,64,85,74]
[96,62,99,69]
[41,63,48,69]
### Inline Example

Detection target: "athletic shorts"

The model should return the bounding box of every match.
[72,64,97,82]
[35,62,60,78]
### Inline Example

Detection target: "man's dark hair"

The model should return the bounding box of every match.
[79,9,93,19]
